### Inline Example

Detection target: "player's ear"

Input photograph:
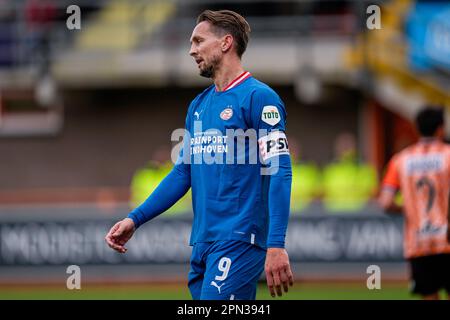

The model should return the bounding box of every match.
[221,34,233,53]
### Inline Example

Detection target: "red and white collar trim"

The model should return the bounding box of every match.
[217,71,252,92]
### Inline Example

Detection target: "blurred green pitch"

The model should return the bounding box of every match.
[0,282,425,300]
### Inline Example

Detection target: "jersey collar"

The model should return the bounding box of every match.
[418,137,440,144]
[215,71,252,92]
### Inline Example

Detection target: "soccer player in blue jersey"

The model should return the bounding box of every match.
[105,10,294,300]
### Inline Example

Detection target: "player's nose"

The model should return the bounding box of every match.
[189,44,197,57]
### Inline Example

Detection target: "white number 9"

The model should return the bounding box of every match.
[215,257,231,281]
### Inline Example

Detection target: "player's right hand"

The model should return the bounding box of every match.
[105,218,136,253]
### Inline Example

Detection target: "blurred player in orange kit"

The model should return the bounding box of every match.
[378,107,450,300]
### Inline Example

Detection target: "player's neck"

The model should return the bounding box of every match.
[213,60,245,92]
[418,136,440,143]
[420,129,444,143]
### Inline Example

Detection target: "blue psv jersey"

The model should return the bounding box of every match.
[185,72,288,248]
[129,71,292,249]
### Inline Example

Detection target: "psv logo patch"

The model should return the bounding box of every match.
[220,108,233,120]
[261,106,280,126]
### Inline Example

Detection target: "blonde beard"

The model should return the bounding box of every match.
[199,55,221,78]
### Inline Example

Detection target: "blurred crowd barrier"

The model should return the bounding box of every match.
[130,158,378,216]
[0,214,403,266]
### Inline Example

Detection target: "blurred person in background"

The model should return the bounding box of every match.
[0,0,16,67]
[24,0,56,74]
[322,132,378,213]
[378,107,450,300]
[106,9,293,300]
[288,137,321,214]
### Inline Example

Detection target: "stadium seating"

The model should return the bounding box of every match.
[75,0,175,51]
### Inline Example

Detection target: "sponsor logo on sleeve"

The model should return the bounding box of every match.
[258,131,289,161]
[261,105,281,126]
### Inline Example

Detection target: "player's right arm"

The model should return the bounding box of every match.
[105,155,191,252]
[126,152,191,227]
[447,151,450,243]
[105,111,193,253]
[378,156,403,214]
[447,186,450,243]
[105,152,191,253]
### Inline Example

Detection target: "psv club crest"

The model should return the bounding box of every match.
[220,107,233,120]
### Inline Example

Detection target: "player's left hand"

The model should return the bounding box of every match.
[265,248,294,297]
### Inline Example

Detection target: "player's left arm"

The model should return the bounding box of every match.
[250,89,294,297]
[265,155,294,298]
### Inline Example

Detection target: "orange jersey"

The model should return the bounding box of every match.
[382,139,450,259]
